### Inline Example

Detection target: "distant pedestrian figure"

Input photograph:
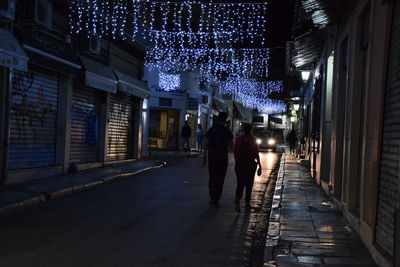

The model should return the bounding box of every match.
[181,121,191,153]
[286,129,297,155]
[203,112,234,208]
[234,123,262,212]
[196,124,204,151]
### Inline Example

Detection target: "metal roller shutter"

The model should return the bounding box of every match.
[8,71,59,170]
[107,92,133,161]
[70,87,101,163]
[356,10,370,216]
[377,0,400,256]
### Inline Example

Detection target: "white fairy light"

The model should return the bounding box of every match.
[70,1,268,47]
[145,47,270,80]
[159,72,181,92]
[219,77,285,115]
[71,1,277,108]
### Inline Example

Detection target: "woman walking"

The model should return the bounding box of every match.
[234,123,262,212]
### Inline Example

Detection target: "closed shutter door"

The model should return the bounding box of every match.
[107,93,133,161]
[70,87,101,163]
[8,71,59,170]
[377,0,400,256]
[356,10,370,216]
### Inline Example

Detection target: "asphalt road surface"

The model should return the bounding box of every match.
[0,152,281,267]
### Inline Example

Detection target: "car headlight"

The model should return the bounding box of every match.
[256,139,262,145]
[268,139,276,145]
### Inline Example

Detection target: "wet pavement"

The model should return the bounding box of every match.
[265,155,377,267]
[0,152,280,267]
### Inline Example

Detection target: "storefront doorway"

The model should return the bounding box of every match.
[187,113,197,150]
[149,109,180,150]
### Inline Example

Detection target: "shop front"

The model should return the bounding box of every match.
[107,92,135,161]
[112,70,149,160]
[148,108,180,150]
[187,95,199,150]
[7,29,81,183]
[8,70,59,170]
[69,85,105,164]
[76,55,117,164]
[0,29,30,184]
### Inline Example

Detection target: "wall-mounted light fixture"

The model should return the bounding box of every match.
[301,71,310,82]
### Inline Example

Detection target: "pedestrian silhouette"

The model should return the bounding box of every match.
[286,129,297,155]
[203,112,234,208]
[196,124,204,151]
[181,121,191,153]
[234,123,262,212]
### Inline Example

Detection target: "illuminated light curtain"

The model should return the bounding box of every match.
[69,0,128,39]
[158,72,181,92]
[220,78,285,114]
[145,48,270,80]
[69,1,286,114]
[132,1,267,47]
[70,1,267,44]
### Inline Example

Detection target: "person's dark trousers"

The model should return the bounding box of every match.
[235,163,257,203]
[208,153,228,203]
[289,143,296,154]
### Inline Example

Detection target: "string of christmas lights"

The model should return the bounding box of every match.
[133,1,267,47]
[158,72,181,92]
[145,48,270,79]
[69,1,286,115]
[69,0,128,39]
[70,0,267,46]
[220,78,285,114]
[220,78,283,95]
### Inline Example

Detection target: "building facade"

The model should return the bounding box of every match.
[290,0,399,265]
[0,0,149,185]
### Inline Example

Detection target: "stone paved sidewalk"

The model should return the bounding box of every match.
[264,155,377,266]
[0,159,166,214]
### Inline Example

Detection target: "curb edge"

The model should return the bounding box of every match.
[0,162,166,215]
[264,153,286,265]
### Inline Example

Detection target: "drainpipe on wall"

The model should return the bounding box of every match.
[395,209,400,267]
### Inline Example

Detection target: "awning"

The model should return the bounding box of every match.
[80,56,117,93]
[0,29,29,71]
[234,101,253,123]
[212,98,227,112]
[113,70,150,99]
[24,45,81,75]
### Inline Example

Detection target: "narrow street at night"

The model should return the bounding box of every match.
[1,0,400,266]
[0,152,280,267]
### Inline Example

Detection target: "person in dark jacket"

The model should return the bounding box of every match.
[286,129,297,155]
[203,112,234,208]
[181,121,191,153]
[234,123,262,212]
